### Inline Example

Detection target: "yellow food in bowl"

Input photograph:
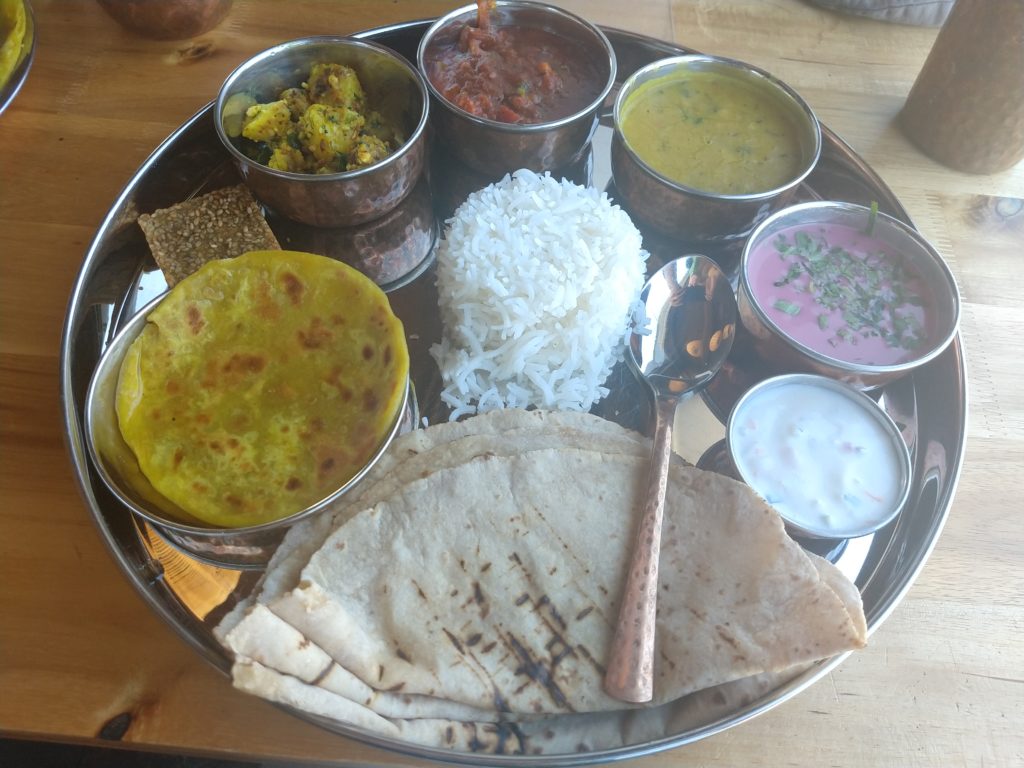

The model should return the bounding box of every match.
[619,68,805,195]
[222,62,403,174]
[0,0,29,86]
[115,250,409,528]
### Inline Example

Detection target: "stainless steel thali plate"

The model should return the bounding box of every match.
[59,20,967,767]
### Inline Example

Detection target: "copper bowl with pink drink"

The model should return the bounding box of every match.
[737,201,960,389]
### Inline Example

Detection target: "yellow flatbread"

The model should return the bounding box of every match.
[0,0,28,87]
[116,249,409,528]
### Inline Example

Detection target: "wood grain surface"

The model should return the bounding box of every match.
[1,1,1021,766]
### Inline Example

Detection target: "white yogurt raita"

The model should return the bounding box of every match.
[728,376,908,537]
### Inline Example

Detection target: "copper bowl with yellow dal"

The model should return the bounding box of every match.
[86,250,409,564]
[610,54,821,241]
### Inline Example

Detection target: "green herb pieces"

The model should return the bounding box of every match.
[865,201,879,236]
[770,228,927,352]
[774,299,801,315]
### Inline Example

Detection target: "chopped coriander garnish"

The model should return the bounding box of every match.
[774,299,802,316]
[770,228,927,352]
[865,200,879,236]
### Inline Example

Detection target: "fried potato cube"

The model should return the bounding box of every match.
[346,134,390,170]
[241,100,293,143]
[305,63,366,112]
[267,141,307,173]
[298,103,365,166]
[279,87,311,120]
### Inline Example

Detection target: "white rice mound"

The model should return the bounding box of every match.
[430,169,648,419]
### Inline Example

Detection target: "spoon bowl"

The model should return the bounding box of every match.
[630,255,737,392]
[604,254,737,703]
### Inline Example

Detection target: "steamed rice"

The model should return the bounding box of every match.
[430,170,648,419]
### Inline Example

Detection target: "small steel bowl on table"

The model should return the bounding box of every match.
[416,0,616,177]
[724,373,913,541]
[610,54,821,242]
[736,200,961,390]
[214,36,430,228]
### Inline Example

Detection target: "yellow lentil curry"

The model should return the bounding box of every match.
[620,68,805,195]
[223,63,403,174]
[116,250,409,528]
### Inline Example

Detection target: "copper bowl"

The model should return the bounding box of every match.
[97,0,232,40]
[214,36,429,228]
[736,201,961,389]
[416,1,616,177]
[611,54,821,242]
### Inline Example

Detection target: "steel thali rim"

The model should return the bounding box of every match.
[58,18,967,766]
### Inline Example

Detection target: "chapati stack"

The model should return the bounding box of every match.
[215,409,866,755]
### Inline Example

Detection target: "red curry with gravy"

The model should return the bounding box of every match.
[423,8,604,124]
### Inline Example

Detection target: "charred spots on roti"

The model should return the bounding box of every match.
[297,316,334,350]
[309,659,332,686]
[285,476,302,491]
[503,632,572,711]
[473,581,487,613]
[465,632,483,647]
[279,270,305,305]
[362,344,374,361]
[572,641,606,676]
[221,352,268,377]
[443,628,465,655]
[186,304,205,335]
[363,389,380,412]
[394,647,411,663]
[411,579,428,601]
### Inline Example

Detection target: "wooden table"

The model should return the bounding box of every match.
[2,1,1021,765]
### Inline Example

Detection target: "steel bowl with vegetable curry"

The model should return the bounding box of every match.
[222,62,404,174]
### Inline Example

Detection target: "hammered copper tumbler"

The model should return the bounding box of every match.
[900,0,1024,174]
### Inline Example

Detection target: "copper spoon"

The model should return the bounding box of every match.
[604,254,737,703]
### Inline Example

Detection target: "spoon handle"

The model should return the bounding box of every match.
[603,394,677,703]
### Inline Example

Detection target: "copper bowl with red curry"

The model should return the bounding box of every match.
[417,1,616,177]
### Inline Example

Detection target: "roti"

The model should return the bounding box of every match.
[270,449,864,714]
[215,408,655,641]
[116,249,409,527]
[215,411,867,754]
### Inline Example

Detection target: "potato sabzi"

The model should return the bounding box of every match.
[115,250,409,528]
[222,63,403,174]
